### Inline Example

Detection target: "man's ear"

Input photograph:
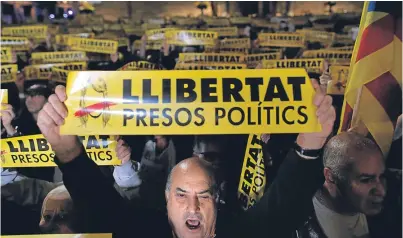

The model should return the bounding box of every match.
[324,167,335,184]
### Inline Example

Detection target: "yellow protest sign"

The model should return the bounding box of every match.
[251,19,280,29]
[238,134,266,210]
[31,51,87,64]
[141,23,162,30]
[175,63,247,70]
[1,47,14,63]
[120,61,159,70]
[2,234,111,238]
[68,37,118,54]
[230,17,251,25]
[166,30,218,46]
[1,64,17,83]
[146,28,177,41]
[55,33,95,45]
[258,33,305,47]
[327,45,354,51]
[51,67,70,83]
[60,69,321,135]
[334,34,355,45]
[208,27,238,37]
[219,47,249,54]
[1,37,30,51]
[24,62,87,80]
[2,25,48,38]
[1,134,120,168]
[118,37,129,47]
[203,18,230,27]
[178,53,245,63]
[297,29,335,44]
[123,26,145,36]
[220,38,250,48]
[263,59,324,74]
[246,52,282,64]
[302,50,352,65]
[328,65,349,95]
[0,89,8,115]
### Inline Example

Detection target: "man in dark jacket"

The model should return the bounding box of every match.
[36,78,335,237]
[294,132,402,238]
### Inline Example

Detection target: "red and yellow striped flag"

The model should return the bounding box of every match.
[339,1,402,156]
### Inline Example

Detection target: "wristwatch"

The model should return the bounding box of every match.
[294,142,322,159]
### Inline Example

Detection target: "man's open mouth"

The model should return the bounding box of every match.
[186,219,201,230]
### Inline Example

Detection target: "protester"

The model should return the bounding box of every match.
[295,132,402,238]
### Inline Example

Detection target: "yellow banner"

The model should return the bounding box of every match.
[203,18,230,27]
[1,89,8,115]
[230,17,251,25]
[328,65,349,95]
[120,61,159,70]
[302,50,352,65]
[1,47,14,63]
[68,37,118,54]
[238,134,266,210]
[118,37,128,47]
[327,45,354,51]
[252,19,280,29]
[2,234,111,238]
[1,134,120,168]
[2,25,48,38]
[1,37,30,51]
[263,59,324,74]
[296,29,335,44]
[24,62,87,80]
[166,30,218,46]
[246,52,282,63]
[258,33,305,47]
[55,33,95,45]
[220,38,250,48]
[123,26,145,36]
[208,27,238,37]
[31,51,87,64]
[219,47,249,54]
[60,69,321,135]
[175,63,247,70]
[141,23,162,30]
[1,64,17,83]
[334,34,355,45]
[51,67,70,83]
[178,53,245,63]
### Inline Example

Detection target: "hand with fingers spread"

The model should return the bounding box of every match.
[1,104,17,136]
[297,78,336,150]
[115,137,132,165]
[37,85,82,163]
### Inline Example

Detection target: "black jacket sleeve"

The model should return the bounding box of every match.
[234,149,324,238]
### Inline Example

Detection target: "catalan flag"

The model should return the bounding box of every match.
[339,1,402,156]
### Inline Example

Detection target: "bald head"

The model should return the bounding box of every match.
[323,132,382,181]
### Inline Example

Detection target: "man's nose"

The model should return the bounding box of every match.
[373,180,386,198]
[187,196,200,213]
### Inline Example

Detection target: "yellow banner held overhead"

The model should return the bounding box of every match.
[141,23,162,30]
[302,49,352,65]
[146,28,177,41]
[220,38,250,48]
[238,134,266,210]
[178,53,246,63]
[165,30,218,46]
[327,45,354,51]
[219,47,249,54]
[230,17,251,25]
[203,18,230,27]
[258,33,305,47]
[2,234,112,238]
[123,26,145,36]
[208,27,239,37]
[55,33,95,45]
[263,59,324,74]
[24,62,87,80]
[120,61,159,70]
[31,51,87,64]
[51,67,70,83]
[327,65,349,95]
[246,52,282,63]
[251,19,280,29]
[1,134,121,168]
[1,37,30,51]
[67,37,118,54]
[175,62,247,70]
[1,64,17,83]
[60,69,321,135]
[334,34,355,45]
[2,25,48,38]
[0,89,8,115]
[296,29,335,44]
[1,47,14,63]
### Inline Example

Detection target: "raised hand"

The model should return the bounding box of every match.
[37,85,82,163]
[115,137,132,165]
[1,104,16,136]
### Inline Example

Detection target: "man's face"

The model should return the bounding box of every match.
[166,159,217,238]
[155,135,168,152]
[25,94,46,113]
[341,150,386,216]
[39,195,73,234]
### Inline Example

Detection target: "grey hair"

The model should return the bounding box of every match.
[165,157,219,200]
[323,132,381,181]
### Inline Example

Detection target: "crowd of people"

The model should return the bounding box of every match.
[1,4,402,238]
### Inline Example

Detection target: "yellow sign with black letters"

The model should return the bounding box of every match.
[166,30,218,46]
[1,47,14,63]
[24,62,87,80]
[1,37,30,51]
[178,53,246,63]
[175,63,247,70]
[67,37,118,54]
[258,33,305,47]
[31,51,87,64]
[60,69,321,135]
[1,64,17,83]
[263,59,324,74]
[208,27,238,37]
[1,134,120,167]
[328,65,349,95]
[302,50,352,65]
[2,25,48,38]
